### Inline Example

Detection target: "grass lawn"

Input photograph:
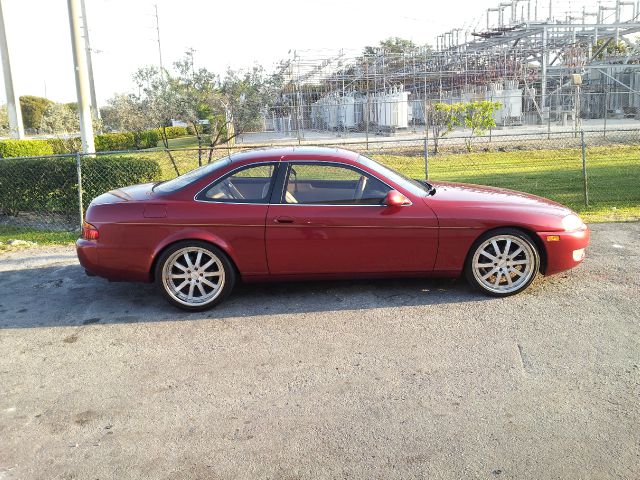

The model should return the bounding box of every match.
[0,225,77,251]
[373,144,639,223]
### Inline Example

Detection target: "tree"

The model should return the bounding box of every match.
[364,37,421,55]
[459,101,501,152]
[428,102,460,155]
[0,104,9,136]
[19,95,53,132]
[101,94,151,133]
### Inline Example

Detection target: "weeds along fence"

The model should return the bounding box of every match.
[0,128,637,232]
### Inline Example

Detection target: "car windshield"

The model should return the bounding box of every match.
[153,157,232,193]
[357,154,433,196]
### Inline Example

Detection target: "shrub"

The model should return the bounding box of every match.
[47,137,82,154]
[19,96,54,131]
[136,129,159,149]
[160,126,189,139]
[0,139,54,158]
[0,155,161,217]
[95,132,137,152]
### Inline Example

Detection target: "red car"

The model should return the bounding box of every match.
[77,147,589,311]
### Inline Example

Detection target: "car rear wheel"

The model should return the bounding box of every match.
[155,241,235,311]
[465,229,540,297]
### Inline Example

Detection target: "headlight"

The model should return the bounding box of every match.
[561,214,584,232]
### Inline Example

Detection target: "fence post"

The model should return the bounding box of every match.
[581,130,589,206]
[424,136,429,180]
[76,152,84,228]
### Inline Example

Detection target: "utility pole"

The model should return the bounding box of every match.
[67,0,95,154]
[80,0,99,120]
[0,0,24,139]
[154,4,164,73]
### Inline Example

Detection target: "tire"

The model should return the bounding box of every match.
[155,241,236,311]
[465,228,540,297]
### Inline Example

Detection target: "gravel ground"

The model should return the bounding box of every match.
[0,222,638,479]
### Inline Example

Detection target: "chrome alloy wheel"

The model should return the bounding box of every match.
[161,247,225,307]
[471,234,536,294]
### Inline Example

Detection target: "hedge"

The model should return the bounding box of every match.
[94,132,137,151]
[159,126,189,139]
[0,139,54,158]
[0,155,162,218]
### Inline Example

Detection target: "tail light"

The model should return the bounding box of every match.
[82,221,99,240]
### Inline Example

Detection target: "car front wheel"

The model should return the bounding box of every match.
[155,241,236,311]
[465,228,540,297]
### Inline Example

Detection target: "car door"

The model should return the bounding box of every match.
[265,161,438,275]
[186,161,279,276]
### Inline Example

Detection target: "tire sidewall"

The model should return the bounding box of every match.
[465,228,540,297]
[155,240,236,311]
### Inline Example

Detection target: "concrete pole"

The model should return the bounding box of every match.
[80,0,99,120]
[541,26,548,123]
[0,0,24,139]
[67,0,95,154]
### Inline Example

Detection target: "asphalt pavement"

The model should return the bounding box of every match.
[0,222,638,479]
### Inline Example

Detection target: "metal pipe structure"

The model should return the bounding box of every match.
[80,0,99,120]
[67,0,95,154]
[0,0,24,138]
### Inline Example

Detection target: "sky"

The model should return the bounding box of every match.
[0,0,594,106]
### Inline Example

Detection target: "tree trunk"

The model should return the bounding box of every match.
[161,126,180,176]
[191,120,203,167]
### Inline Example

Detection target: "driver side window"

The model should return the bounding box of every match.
[202,163,276,203]
[284,163,391,205]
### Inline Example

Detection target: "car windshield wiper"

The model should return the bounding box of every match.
[414,179,437,196]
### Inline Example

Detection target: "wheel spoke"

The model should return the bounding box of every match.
[510,267,525,277]
[197,283,206,296]
[187,283,195,300]
[203,271,221,277]
[475,261,494,268]
[503,239,512,256]
[201,258,215,270]
[510,260,529,266]
[174,261,188,272]
[171,273,190,279]
[184,253,194,269]
[480,249,497,261]
[202,278,218,289]
[510,247,523,258]
[174,280,189,292]
[194,251,203,269]
[493,271,503,286]
[491,240,500,256]
[482,267,499,279]
[505,272,513,287]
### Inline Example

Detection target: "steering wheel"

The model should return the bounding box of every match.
[354,175,368,202]
[222,179,245,200]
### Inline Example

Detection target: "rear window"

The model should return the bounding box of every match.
[153,157,232,193]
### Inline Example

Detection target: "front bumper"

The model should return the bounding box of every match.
[536,227,590,276]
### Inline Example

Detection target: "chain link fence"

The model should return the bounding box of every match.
[0,128,638,232]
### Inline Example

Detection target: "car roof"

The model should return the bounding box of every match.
[228,146,361,164]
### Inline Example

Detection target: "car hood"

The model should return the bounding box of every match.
[91,183,157,205]
[427,181,573,217]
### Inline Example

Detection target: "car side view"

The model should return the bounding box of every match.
[76,147,590,310]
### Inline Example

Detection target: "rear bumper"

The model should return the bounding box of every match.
[76,239,151,282]
[536,227,590,276]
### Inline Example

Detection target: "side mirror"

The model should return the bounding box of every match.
[384,190,409,207]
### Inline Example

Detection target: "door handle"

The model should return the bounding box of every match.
[274,216,294,224]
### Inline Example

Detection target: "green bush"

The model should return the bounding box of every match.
[0,139,54,158]
[19,96,53,131]
[47,137,82,154]
[95,132,137,152]
[160,126,189,139]
[136,129,159,149]
[0,155,161,217]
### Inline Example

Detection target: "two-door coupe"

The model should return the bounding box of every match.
[77,147,590,310]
